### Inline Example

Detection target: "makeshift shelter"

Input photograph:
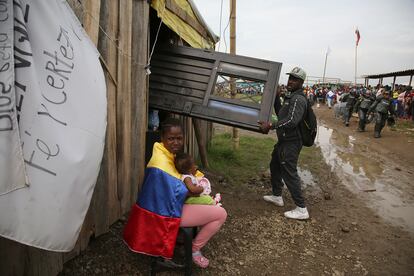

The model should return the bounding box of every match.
[0,1,281,275]
[363,69,414,90]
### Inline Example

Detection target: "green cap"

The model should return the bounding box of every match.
[286,66,307,81]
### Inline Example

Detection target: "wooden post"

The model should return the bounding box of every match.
[98,0,120,225]
[117,0,133,214]
[83,0,101,45]
[193,119,209,168]
[392,75,396,91]
[230,0,239,149]
[131,0,150,196]
[409,75,413,86]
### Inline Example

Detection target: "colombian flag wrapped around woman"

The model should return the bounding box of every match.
[123,142,188,259]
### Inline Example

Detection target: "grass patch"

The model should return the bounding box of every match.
[395,119,414,137]
[207,133,326,185]
[207,133,274,185]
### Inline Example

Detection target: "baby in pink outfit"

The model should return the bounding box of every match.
[174,152,221,205]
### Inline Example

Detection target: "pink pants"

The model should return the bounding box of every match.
[180,204,227,252]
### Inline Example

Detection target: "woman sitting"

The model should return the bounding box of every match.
[123,118,227,268]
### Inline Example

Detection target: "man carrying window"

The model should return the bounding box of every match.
[258,67,309,220]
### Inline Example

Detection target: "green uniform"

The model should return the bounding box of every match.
[340,92,356,126]
[369,95,394,138]
[357,94,375,131]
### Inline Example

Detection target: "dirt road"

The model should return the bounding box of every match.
[61,106,414,276]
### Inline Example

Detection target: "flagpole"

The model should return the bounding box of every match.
[322,51,328,84]
[354,43,357,85]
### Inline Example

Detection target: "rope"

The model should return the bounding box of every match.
[217,0,224,52]
[222,0,232,53]
[68,0,150,70]
[145,19,163,75]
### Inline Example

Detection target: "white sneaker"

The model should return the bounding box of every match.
[263,195,284,207]
[284,206,309,220]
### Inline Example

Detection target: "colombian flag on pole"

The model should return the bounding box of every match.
[355,28,361,46]
[123,142,188,259]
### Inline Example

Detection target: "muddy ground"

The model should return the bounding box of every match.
[61,106,414,276]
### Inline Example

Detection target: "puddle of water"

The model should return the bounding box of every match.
[298,168,316,188]
[315,125,414,233]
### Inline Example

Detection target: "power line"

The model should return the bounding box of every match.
[222,1,232,53]
[217,0,224,52]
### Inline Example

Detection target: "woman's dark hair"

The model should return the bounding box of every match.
[174,152,193,174]
[160,117,182,137]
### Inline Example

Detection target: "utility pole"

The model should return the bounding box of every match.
[230,0,239,149]
[322,47,330,84]
[354,44,358,85]
[322,52,328,84]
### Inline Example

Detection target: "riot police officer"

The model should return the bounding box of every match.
[357,89,376,132]
[340,88,357,126]
[368,87,395,138]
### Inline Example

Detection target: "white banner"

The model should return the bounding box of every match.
[0,0,107,252]
[0,0,28,195]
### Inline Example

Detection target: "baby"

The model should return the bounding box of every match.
[174,152,221,206]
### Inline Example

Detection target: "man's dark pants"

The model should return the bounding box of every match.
[358,108,368,130]
[269,140,305,208]
[343,107,352,124]
[374,112,387,134]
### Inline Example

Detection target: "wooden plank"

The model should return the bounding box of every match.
[151,66,210,83]
[98,0,120,225]
[149,82,205,98]
[83,0,101,45]
[131,0,150,196]
[150,74,208,91]
[150,60,212,76]
[202,60,220,106]
[117,0,133,214]
[193,118,209,168]
[152,54,214,69]
[25,247,63,276]
[63,238,80,263]
[0,238,27,275]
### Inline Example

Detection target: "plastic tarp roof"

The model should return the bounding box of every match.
[151,0,219,49]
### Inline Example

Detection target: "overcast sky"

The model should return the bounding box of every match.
[192,0,414,85]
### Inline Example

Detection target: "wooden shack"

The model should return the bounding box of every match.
[0,0,217,274]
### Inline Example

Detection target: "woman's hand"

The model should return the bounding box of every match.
[183,177,203,196]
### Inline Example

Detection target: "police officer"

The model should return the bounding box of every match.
[368,86,395,138]
[258,67,309,220]
[340,88,357,126]
[356,89,376,132]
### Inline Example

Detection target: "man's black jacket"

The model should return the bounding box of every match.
[273,89,307,143]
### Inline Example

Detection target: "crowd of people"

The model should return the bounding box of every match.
[300,83,414,137]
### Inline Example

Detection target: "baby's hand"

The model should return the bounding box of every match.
[214,193,221,204]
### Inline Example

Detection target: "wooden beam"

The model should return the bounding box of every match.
[392,75,396,91]
[117,0,133,214]
[131,0,150,197]
[83,0,101,45]
[193,118,209,168]
[98,0,120,225]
